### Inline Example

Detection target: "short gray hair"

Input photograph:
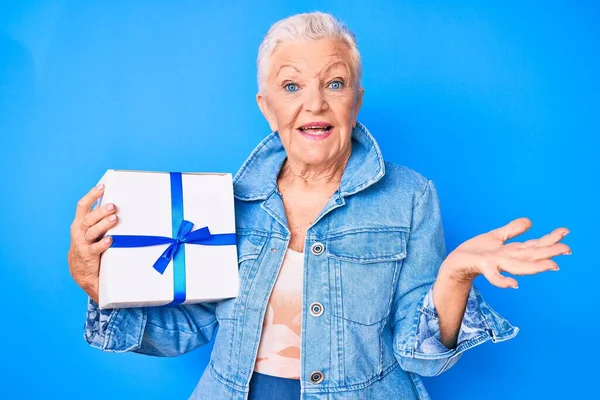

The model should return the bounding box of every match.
[257,12,362,94]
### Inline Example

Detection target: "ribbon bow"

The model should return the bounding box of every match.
[110,220,234,275]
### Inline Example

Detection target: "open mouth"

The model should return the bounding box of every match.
[297,124,333,135]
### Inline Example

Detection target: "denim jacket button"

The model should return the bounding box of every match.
[309,302,324,317]
[310,242,325,255]
[310,371,324,384]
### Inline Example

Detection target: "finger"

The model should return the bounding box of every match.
[481,266,519,289]
[491,218,532,243]
[517,243,571,261]
[75,184,105,220]
[83,214,118,243]
[89,236,113,255]
[521,228,570,248]
[79,203,117,234]
[498,257,559,276]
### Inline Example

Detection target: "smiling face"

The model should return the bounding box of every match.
[257,38,364,170]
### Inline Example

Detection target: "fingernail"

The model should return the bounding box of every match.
[562,230,570,237]
[106,203,114,211]
[512,285,519,289]
[104,236,112,243]
[552,268,560,271]
[96,184,104,191]
[563,251,572,255]
[109,215,117,222]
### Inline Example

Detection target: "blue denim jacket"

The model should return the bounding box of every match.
[84,122,519,399]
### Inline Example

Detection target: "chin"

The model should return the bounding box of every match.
[292,148,340,166]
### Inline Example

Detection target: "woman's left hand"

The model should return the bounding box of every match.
[439,218,571,289]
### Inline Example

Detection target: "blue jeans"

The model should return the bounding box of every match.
[248,371,301,400]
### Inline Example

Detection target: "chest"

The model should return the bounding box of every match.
[215,208,411,386]
[279,187,336,252]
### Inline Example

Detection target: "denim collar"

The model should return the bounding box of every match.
[233,122,385,201]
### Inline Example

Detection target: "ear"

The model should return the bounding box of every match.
[256,93,278,132]
[352,87,365,128]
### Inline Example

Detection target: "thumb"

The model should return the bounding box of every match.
[491,217,532,242]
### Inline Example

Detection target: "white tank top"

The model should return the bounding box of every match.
[253,248,304,379]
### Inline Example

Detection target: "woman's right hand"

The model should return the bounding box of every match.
[68,184,118,303]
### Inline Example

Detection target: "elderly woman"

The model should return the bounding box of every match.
[68,12,570,400]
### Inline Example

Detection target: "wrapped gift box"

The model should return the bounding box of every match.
[96,169,239,309]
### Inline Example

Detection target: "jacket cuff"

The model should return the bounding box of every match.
[403,285,519,374]
[83,297,147,352]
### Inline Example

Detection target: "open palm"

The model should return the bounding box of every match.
[442,218,571,288]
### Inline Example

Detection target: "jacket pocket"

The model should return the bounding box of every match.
[215,232,266,321]
[327,228,408,326]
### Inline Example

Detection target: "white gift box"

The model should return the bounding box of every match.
[96,169,239,309]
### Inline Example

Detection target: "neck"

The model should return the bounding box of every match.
[278,148,350,189]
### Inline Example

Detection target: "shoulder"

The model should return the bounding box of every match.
[375,161,433,202]
[383,161,430,190]
[346,161,439,223]
[339,161,440,231]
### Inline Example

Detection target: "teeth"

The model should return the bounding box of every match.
[303,131,327,137]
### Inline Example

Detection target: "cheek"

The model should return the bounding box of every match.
[330,94,357,123]
[271,97,303,128]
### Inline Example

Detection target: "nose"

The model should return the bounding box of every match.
[303,84,328,114]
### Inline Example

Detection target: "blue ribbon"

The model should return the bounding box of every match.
[109,172,236,306]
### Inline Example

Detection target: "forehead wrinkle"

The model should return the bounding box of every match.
[276,64,302,80]
[276,58,351,82]
[318,59,351,77]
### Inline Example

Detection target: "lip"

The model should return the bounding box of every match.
[298,122,331,129]
[296,125,334,141]
[296,121,334,141]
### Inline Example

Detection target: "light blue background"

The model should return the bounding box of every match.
[0,1,597,399]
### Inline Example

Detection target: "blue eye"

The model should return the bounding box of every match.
[284,83,299,92]
[328,80,344,90]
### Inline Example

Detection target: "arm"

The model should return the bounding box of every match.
[434,209,571,350]
[391,180,519,377]
[84,295,219,357]
[432,271,472,349]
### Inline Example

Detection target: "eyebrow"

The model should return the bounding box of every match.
[275,60,352,83]
[320,60,349,75]
[275,60,350,80]
[276,64,301,78]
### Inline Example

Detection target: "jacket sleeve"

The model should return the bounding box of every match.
[391,179,519,376]
[83,296,219,357]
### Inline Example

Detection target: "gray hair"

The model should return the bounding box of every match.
[257,12,362,94]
